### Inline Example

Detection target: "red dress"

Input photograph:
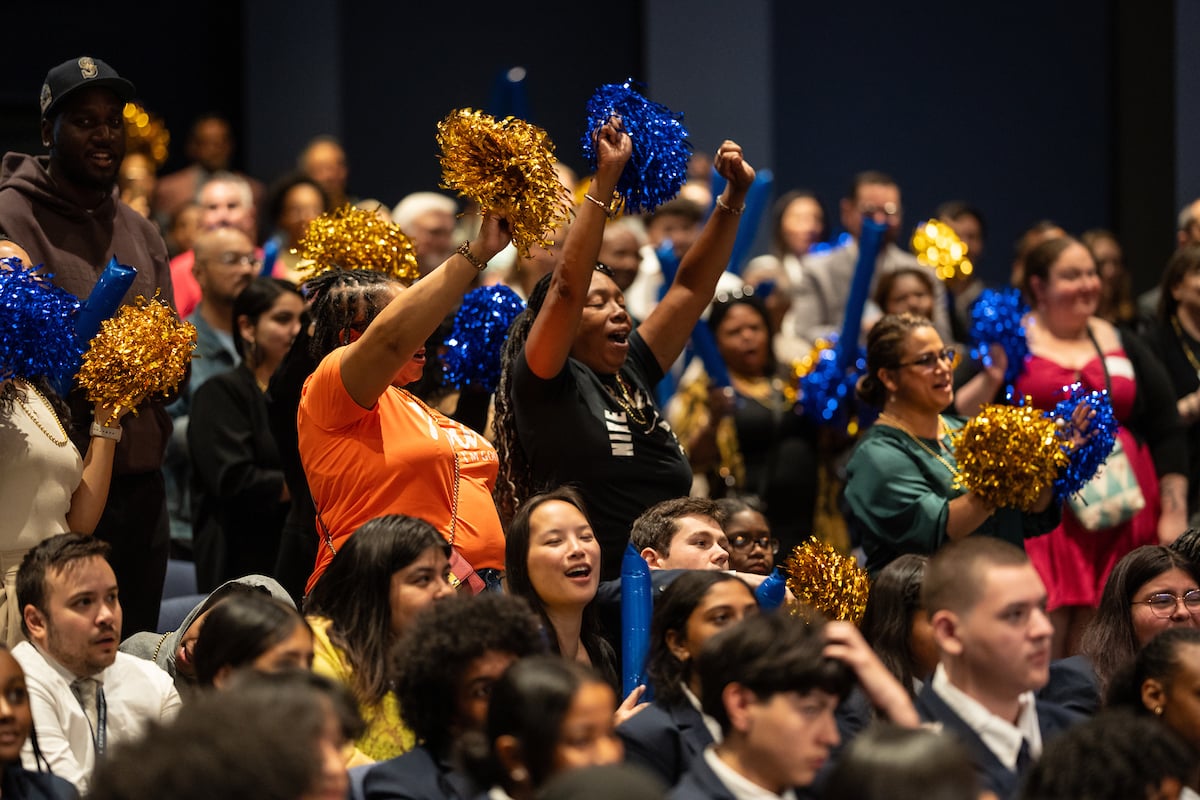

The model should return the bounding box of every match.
[1014,349,1161,609]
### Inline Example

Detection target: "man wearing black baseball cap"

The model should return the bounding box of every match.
[0,56,175,637]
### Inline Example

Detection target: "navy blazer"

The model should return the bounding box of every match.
[618,698,715,787]
[916,685,1083,800]
[666,753,736,800]
[1037,655,1101,717]
[363,745,477,800]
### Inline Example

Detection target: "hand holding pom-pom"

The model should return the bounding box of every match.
[593,118,633,182]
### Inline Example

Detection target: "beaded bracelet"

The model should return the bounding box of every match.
[715,196,745,215]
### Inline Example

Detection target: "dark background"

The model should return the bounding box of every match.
[1,0,1195,293]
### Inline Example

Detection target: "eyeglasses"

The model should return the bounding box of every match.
[859,202,901,218]
[895,347,960,371]
[1135,589,1200,618]
[217,252,261,268]
[728,534,779,553]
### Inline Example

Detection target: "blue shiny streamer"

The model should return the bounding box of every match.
[442,284,526,393]
[261,237,279,277]
[755,567,787,611]
[969,287,1030,391]
[581,79,692,214]
[0,257,81,384]
[1048,383,1119,500]
[621,543,652,698]
[690,323,730,389]
[709,169,773,276]
[799,337,867,426]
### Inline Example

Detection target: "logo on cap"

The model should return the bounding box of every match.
[78,57,98,80]
[39,84,52,115]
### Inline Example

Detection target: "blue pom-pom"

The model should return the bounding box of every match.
[442,285,526,393]
[799,338,866,427]
[1048,383,1119,500]
[0,257,81,384]
[969,287,1030,390]
[581,79,692,214]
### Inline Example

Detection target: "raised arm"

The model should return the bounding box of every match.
[639,141,755,373]
[524,121,632,379]
[340,212,512,408]
[65,401,130,534]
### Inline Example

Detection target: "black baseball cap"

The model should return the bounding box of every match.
[40,56,136,119]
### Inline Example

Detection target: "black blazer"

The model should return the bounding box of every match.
[363,744,477,800]
[666,753,736,800]
[915,684,1083,800]
[618,698,715,787]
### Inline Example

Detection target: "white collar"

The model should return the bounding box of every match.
[931,663,1041,770]
[681,683,724,743]
[703,747,798,800]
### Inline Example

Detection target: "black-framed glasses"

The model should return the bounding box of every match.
[1135,589,1200,618]
[896,347,960,371]
[729,534,779,553]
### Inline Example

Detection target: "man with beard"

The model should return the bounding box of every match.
[0,56,175,637]
[13,534,180,794]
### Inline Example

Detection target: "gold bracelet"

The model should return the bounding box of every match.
[456,241,487,272]
[584,192,614,218]
[716,196,745,215]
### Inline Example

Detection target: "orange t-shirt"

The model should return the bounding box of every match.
[298,348,505,594]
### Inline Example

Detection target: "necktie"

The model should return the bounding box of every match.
[70,678,106,755]
[1016,738,1032,774]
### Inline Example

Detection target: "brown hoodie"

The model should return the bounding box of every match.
[0,151,174,473]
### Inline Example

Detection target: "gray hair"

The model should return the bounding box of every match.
[391,191,456,230]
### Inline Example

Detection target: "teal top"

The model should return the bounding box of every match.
[844,415,1060,574]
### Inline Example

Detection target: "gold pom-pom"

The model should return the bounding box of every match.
[436,108,570,257]
[911,219,973,281]
[123,102,170,167]
[784,537,870,624]
[295,204,419,283]
[76,292,196,417]
[951,400,1070,510]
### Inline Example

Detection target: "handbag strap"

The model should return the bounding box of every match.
[1085,325,1113,396]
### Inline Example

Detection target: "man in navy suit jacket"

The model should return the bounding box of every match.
[916,538,1084,800]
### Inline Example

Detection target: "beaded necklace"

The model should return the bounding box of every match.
[13,380,69,448]
[606,374,655,433]
[876,412,960,480]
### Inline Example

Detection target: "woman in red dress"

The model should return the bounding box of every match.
[1014,236,1187,658]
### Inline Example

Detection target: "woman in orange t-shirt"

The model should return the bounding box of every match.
[298,212,511,594]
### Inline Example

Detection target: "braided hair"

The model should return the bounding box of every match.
[493,273,554,524]
[303,269,399,361]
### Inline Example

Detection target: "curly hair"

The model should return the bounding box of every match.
[303,268,398,362]
[856,312,934,408]
[393,594,544,756]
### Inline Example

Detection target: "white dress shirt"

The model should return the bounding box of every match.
[931,663,1042,771]
[13,641,181,793]
[703,746,798,800]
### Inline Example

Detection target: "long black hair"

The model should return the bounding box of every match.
[232,277,301,361]
[860,554,930,693]
[304,514,449,705]
[503,486,615,685]
[191,592,309,686]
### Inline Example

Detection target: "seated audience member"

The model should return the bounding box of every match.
[714,497,778,576]
[0,646,76,799]
[392,192,457,277]
[1080,545,1200,694]
[88,670,362,800]
[264,173,328,283]
[304,515,455,763]
[631,498,730,571]
[668,612,856,799]
[188,277,302,590]
[872,265,936,322]
[13,534,180,793]
[916,538,1082,800]
[618,571,758,786]
[120,575,293,691]
[819,722,983,800]
[462,656,623,800]
[860,554,938,697]
[1018,710,1195,800]
[364,594,545,800]
[1106,627,1200,753]
[504,489,618,688]
[191,591,314,688]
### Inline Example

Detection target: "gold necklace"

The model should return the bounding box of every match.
[1172,315,1200,380]
[13,381,69,448]
[607,374,654,433]
[877,412,960,480]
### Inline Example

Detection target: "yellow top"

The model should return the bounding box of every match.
[308,615,414,763]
